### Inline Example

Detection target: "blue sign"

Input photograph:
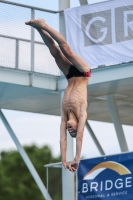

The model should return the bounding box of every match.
[78,152,133,200]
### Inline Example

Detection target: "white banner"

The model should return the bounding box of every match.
[64,0,133,68]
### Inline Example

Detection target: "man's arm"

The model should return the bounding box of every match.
[69,104,87,172]
[60,120,67,168]
[60,108,69,169]
[75,111,87,162]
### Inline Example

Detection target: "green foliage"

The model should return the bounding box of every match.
[0,145,61,200]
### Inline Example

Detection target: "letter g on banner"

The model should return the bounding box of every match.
[81,10,112,46]
[85,17,107,43]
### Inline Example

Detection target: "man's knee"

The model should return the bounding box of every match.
[60,43,72,58]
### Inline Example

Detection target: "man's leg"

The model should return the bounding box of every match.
[36,28,71,75]
[25,19,90,73]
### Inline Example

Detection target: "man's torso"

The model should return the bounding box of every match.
[62,76,89,121]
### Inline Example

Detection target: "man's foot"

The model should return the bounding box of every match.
[25,18,46,29]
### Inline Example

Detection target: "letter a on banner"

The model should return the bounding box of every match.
[78,152,133,200]
[64,0,133,69]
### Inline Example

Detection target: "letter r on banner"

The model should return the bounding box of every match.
[115,5,133,42]
[124,11,133,37]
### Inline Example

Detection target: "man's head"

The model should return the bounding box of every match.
[67,120,78,138]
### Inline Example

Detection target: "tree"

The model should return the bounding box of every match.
[0,145,62,200]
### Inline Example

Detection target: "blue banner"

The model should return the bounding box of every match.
[78,152,133,200]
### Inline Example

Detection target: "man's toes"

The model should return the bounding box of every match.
[25,20,31,25]
[25,19,35,24]
[31,20,36,23]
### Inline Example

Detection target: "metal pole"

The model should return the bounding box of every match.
[60,91,75,200]
[31,8,35,72]
[59,1,74,198]
[30,8,35,86]
[59,0,70,10]
[79,0,88,6]
[107,95,129,152]
[0,0,63,13]
[15,39,19,69]
[0,110,52,200]
[46,167,49,200]
[59,0,69,77]
[86,121,105,155]
[75,172,78,200]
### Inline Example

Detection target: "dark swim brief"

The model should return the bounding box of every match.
[65,65,91,80]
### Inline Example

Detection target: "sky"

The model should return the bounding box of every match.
[0,0,133,162]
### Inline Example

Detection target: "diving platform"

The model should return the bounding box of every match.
[0,62,133,125]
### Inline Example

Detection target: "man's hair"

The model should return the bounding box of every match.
[70,130,77,138]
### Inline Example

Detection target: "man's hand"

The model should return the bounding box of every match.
[67,160,79,172]
[62,160,79,172]
[62,161,69,170]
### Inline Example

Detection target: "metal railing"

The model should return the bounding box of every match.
[0,34,45,70]
[0,0,64,76]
